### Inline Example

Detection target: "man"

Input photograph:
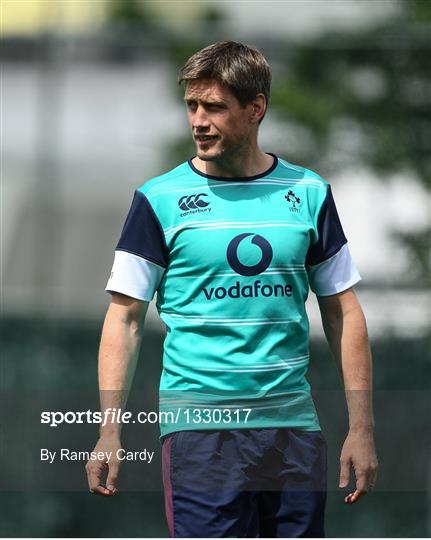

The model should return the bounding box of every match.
[86,41,378,537]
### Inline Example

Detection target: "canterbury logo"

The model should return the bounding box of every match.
[178,193,209,211]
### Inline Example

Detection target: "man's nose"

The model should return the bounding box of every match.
[193,106,210,130]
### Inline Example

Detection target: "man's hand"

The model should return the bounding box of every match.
[85,435,122,496]
[339,429,378,504]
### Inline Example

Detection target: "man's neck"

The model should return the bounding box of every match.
[192,148,274,178]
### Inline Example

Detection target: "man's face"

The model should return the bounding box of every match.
[184,79,256,162]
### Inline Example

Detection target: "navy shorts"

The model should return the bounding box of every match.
[162,428,327,538]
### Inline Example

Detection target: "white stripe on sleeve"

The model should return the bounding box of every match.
[105,250,165,302]
[306,243,362,296]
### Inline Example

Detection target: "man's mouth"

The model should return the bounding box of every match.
[195,135,218,143]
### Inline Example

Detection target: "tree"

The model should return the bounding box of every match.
[168,0,430,284]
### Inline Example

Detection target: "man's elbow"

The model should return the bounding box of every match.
[107,292,149,331]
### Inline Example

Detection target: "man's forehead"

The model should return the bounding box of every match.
[184,79,234,101]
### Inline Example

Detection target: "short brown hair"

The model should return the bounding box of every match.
[178,41,271,109]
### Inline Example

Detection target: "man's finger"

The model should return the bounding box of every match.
[355,469,369,493]
[343,470,369,504]
[339,458,351,488]
[86,460,113,496]
[344,489,366,504]
[86,459,104,486]
[367,460,378,491]
[106,460,121,494]
[90,485,113,496]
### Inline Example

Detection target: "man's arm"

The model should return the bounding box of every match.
[317,286,378,504]
[85,292,148,496]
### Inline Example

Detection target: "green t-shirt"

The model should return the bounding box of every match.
[106,154,361,437]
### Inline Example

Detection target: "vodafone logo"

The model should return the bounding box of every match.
[226,233,273,276]
[201,232,293,300]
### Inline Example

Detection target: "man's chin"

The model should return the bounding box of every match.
[196,151,216,162]
[196,145,225,161]
[197,153,216,162]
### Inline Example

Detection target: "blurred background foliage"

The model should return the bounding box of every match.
[1,0,430,537]
[157,0,431,284]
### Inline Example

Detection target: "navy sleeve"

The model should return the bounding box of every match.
[116,190,169,268]
[306,185,347,266]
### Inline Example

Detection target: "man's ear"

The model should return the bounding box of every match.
[250,94,267,124]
